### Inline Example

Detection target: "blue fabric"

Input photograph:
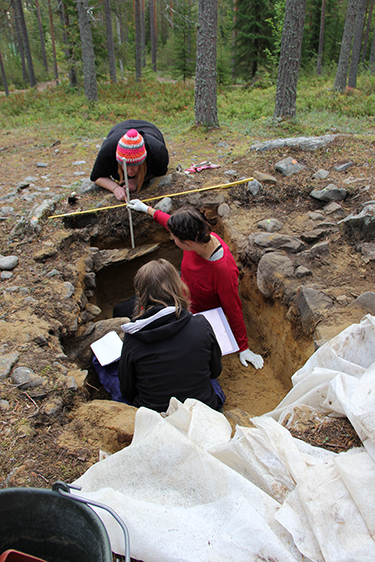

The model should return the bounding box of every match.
[92,355,131,404]
[211,378,226,407]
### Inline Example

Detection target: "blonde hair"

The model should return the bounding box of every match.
[117,161,147,193]
[133,259,190,318]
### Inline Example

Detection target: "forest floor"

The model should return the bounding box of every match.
[0,125,373,505]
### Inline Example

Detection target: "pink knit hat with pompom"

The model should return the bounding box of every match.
[116,129,147,166]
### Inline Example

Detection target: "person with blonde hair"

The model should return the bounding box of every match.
[90,119,169,200]
[117,259,224,412]
[125,201,264,370]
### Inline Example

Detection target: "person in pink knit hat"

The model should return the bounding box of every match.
[90,119,169,200]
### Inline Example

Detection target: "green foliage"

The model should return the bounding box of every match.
[1,72,375,141]
[233,0,276,81]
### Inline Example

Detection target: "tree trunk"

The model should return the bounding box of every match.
[47,0,59,84]
[103,0,117,82]
[35,0,48,71]
[134,0,142,82]
[194,0,218,127]
[13,0,36,87]
[361,0,374,63]
[347,0,367,88]
[149,0,157,72]
[58,1,78,88]
[273,0,306,119]
[369,26,375,73]
[316,0,326,75]
[12,1,28,83]
[232,0,238,81]
[141,0,146,67]
[334,0,357,91]
[0,50,9,96]
[76,0,98,101]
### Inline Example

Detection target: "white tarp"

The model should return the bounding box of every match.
[73,314,375,562]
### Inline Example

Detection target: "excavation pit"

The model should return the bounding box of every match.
[64,213,315,417]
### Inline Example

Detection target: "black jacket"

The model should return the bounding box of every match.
[90,119,169,183]
[118,306,222,412]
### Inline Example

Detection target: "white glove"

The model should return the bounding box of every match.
[127,199,149,213]
[239,348,264,369]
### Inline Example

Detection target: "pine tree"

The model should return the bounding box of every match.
[233,0,275,81]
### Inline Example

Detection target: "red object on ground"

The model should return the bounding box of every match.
[0,550,47,562]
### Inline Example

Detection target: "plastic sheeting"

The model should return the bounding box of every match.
[73,314,375,562]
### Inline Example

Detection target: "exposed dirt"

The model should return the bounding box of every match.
[0,127,374,504]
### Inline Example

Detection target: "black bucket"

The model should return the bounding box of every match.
[0,487,112,562]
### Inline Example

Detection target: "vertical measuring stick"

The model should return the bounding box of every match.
[122,158,135,249]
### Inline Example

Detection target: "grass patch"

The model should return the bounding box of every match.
[1,73,375,144]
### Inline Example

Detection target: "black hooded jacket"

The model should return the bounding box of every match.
[118,306,222,412]
[90,119,169,183]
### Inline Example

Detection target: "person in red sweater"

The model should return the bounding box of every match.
[126,200,264,370]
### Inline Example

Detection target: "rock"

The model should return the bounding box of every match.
[67,369,88,390]
[84,303,102,320]
[257,252,295,299]
[64,376,78,391]
[252,171,277,184]
[308,211,325,221]
[93,244,159,272]
[312,169,330,180]
[310,184,347,202]
[46,269,61,278]
[309,241,330,258]
[11,367,46,389]
[77,179,99,194]
[246,179,262,196]
[0,400,10,411]
[323,201,346,219]
[84,272,96,289]
[275,157,305,176]
[359,243,375,262]
[293,287,334,334]
[29,199,56,224]
[0,206,15,216]
[72,160,86,166]
[58,399,137,454]
[217,203,230,217]
[0,352,19,379]
[256,218,283,232]
[148,175,173,189]
[36,162,48,167]
[253,232,306,253]
[300,227,332,244]
[0,255,19,271]
[63,282,75,299]
[224,170,238,177]
[348,292,375,315]
[42,398,64,417]
[250,134,338,152]
[338,204,375,241]
[217,141,230,149]
[1,271,13,280]
[155,197,173,213]
[335,162,354,172]
[295,265,312,278]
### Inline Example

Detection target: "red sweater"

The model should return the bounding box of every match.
[153,210,248,351]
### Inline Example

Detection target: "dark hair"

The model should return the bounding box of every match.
[133,258,190,317]
[167,207,211,244]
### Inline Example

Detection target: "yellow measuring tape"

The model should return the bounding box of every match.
[49,177,253,219]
